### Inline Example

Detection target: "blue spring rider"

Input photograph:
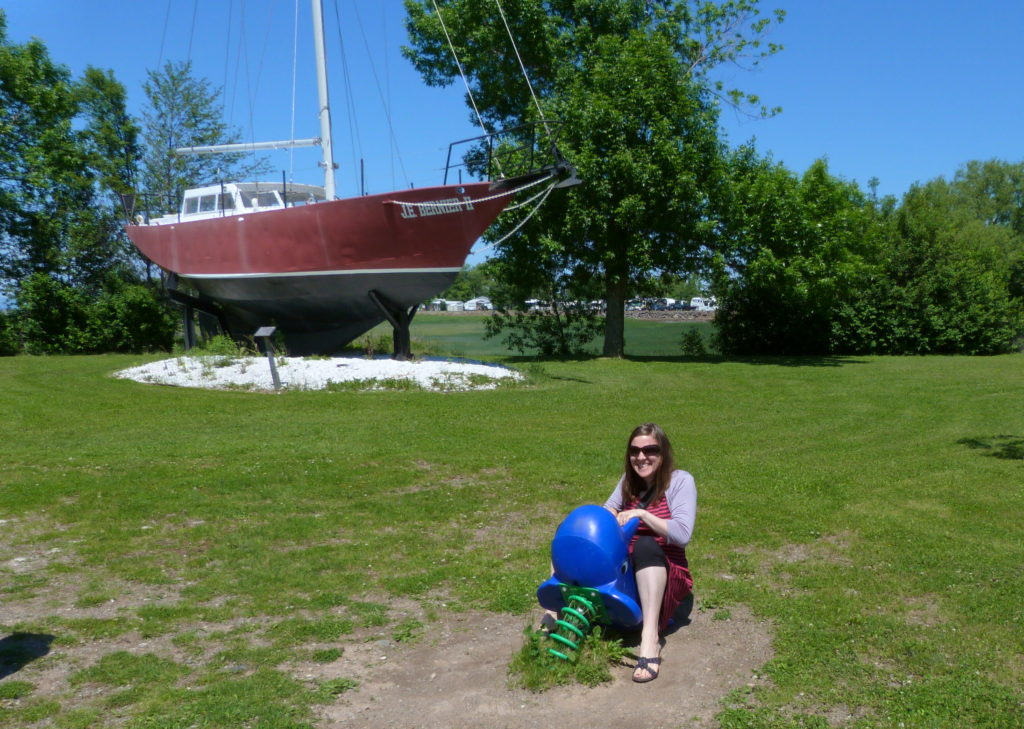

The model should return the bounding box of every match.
[536,504,644,660]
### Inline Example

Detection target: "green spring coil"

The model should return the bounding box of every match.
[546,594,598,661]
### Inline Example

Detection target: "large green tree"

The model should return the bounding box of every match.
[404,0,783,356]
[712,152,889,354]
[0,12,140,296]
[832,163,1024,355]
[713,152,1024,356]
[140,61,268,218]
[0,12,175,354]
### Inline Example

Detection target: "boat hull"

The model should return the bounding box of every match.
[126,182,508,353]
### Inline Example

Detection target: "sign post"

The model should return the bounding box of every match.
[254,326,281,390]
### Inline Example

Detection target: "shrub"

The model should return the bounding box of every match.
[484,306,602,356]
[89,284,176,353]
[14,273,94,354]
[680,327,707,356]
[0,309,19,355]
[13,274,176,354]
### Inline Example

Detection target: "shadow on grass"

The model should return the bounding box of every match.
[956,435,1024,460]
[625,355,870,367]
[504,353,869,368]
[0,632,54,679]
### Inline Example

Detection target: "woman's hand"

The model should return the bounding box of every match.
[616,509,645,526]
[617,508,670,538]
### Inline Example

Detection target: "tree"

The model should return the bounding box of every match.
[404,0,784,356]
[712,152,888,355]
[1,12,81,291]
[1,12,175,354]
[1,13,140,296]
[439,260,501,301]
[832,169,1024,355]
[140,61,268,217]
[14,272,175,354]
[713,152,1024,356]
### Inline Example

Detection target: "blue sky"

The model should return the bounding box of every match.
[3,0,1023,247]
[717,0,1024,199]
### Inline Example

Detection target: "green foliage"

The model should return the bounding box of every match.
[508,626,630,691]
[313,677,359,700]
[439,261,499,301]
[189,333,256,360]
[713,154,885,355]
[484,305,603,356]
[391,618,424,643]
[14,273,93,354]
[0,14,175,356]
[713,154,1024,355]
[69,651,189,688]
[0,16,142,297]
[89,283,177,353]
[12,274,175,354]
[831,167,1024,355]
[681,327,708,356]
[140,61,268,216]
[0,308,21,355]
[310,647,342,663]
[266,617,354,646]
[323,376,426,393]
[405,0,784,356]
[658,272,704,302]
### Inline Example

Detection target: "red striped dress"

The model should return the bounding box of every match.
[625,493,694,632]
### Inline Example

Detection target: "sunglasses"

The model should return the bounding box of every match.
[628,445,662,458]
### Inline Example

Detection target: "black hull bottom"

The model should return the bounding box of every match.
[181,269,458,355]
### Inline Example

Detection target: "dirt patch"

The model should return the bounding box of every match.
[3,587,771,728]
[3,513,772,728]
[304,601,772,729]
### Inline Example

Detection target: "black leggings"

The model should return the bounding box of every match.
[632,536,668,571]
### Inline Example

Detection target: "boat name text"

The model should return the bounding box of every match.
[399,196,474,219]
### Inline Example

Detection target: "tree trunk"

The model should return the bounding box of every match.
[603,271,627,357]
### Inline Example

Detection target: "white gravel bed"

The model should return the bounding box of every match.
[114,355,522,392]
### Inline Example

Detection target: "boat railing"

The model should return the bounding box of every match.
[121,191,180,225]
[124,179,326,226]
[443,120,569,186]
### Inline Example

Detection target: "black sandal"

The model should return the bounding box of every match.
[632,656,661,683]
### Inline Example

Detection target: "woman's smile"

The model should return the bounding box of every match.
[629,435,661,482]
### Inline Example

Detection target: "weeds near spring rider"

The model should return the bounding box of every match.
[536,505,644,662]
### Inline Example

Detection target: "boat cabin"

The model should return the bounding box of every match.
[147,182,327,225]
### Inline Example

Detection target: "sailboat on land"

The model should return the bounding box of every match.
[125,0,576,356]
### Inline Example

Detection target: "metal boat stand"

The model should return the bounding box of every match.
[165,274,229,350]
[368,289,418,360]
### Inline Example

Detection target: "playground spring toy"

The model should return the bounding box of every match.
[536,505,643,660]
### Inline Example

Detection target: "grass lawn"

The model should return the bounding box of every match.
[1,321,1022,728]
[367,311,715,358]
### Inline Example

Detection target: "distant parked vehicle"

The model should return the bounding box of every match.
[689,296,717,311]
[463,296,492,311]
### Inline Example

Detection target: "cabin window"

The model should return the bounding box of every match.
[199,195,217,212]
[184,197,200,215]
[257,191,280,207]
[219,193,235,210]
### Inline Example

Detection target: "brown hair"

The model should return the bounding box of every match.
[621,423,676,506]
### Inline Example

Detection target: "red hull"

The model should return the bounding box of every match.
[126,181,507,276]
[125,181,509,352]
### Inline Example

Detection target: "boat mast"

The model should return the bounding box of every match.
[311,0,337,200]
